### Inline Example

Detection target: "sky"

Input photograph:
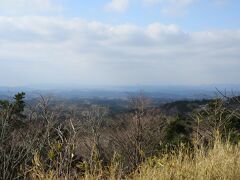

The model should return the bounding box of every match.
[0,0,240,87]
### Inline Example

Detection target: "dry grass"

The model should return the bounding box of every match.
[27,134,240,180]
[131,136,240,180]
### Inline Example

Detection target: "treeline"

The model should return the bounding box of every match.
[0,92,240,179]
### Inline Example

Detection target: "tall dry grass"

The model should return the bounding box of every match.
[27,133,240,180]
[131,134,240,180]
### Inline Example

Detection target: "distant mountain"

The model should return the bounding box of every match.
[0,84,239,100]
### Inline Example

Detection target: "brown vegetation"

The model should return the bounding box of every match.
[0,93,240,179]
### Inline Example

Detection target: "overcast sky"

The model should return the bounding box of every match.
[0,0,240,87]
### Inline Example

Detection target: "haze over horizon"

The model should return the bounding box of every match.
[0,0,240,87]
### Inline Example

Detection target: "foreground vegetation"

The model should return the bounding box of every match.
[0,92,240,179]
[133,134,240,180]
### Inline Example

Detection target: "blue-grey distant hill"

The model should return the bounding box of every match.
[0,84,240,100]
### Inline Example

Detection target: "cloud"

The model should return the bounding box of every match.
[0,0,62,15]
[0,16,240,86]
[105,0,129,12]
[144,0,160,5]
[213,0,230,6]
[144,0,196,16]
[144,0,231,16]
[106,0,197,16]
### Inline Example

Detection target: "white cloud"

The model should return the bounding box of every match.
[144,0,196,6]
[144,0,231,16]
[144,0,196,16]
[0,16,240,86]
[106,0,129,12]
[213,0,230,6]
[0,0,62,15]
[144,0,160,5]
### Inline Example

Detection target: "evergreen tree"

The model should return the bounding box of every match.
[0,92,26,129]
